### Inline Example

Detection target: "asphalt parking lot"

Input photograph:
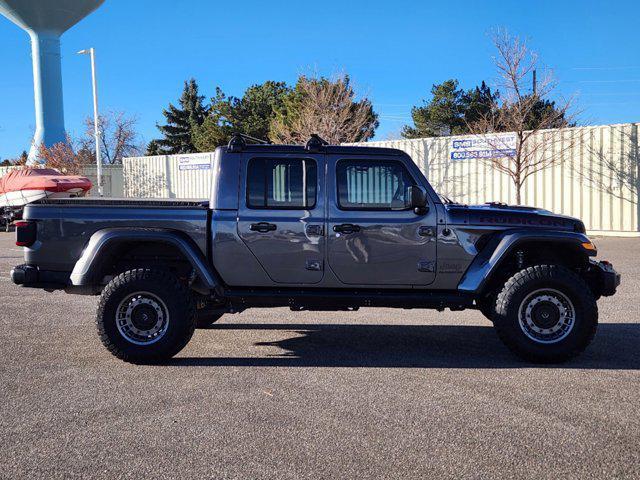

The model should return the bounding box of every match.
[0,232,639,479]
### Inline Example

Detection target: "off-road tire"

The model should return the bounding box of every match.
[477,295,496,323]
[96,268,195,364]
[196,310,225,328]
[494,264,598,363]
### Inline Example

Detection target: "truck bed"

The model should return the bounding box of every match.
[34,198,209,208]
[23,198,210,272]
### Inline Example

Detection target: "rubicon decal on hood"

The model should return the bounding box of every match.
[478,216,571,227]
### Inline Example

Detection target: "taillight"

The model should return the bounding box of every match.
[15,221,36,247]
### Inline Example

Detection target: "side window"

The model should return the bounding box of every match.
[336,160,416,210]
[247,158,317,209]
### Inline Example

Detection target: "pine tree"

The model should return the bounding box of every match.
[402,77,568,140]
[192,81,290,151]
[402,79,468,138]
[153,79,206,154]
[463,81,500,127]
[145,140,163,156]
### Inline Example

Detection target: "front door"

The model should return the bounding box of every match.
[237,154,325,284]
[327,156,437,286]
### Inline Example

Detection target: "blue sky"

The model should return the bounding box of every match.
[1,0,639,159]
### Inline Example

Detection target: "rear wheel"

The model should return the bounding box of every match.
[494,264,598,363]
[96,268,195,364]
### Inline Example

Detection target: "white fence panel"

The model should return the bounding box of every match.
[354,123,640,236]
[82,165,124,197]
[123,153,213,199]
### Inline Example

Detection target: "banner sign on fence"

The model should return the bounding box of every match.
[177,154,211,171]
[450,133,517,161]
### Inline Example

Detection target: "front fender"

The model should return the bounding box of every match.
[70,228,219,290]
[457,229,594,294]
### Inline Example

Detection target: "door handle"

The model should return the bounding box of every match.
[250,222,277,233]
[333,223,361,234]
[418,226,435,237]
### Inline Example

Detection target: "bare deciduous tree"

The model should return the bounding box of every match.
[37,136,93,175]
[270,74,378,145]
[35,111,140,177]
[82,111,143,164]
[468,29,576,204]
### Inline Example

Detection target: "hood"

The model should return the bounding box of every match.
[444,202,585,233]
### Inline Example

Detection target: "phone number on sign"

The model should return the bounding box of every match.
[451,148,516,160]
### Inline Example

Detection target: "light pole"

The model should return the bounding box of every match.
[78,48,102,196]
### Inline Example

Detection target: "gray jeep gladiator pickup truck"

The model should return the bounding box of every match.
[11,135,620,364]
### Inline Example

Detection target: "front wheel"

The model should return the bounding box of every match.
[96,268,196,364]
[476,294,496,323]
[494,264,598,363]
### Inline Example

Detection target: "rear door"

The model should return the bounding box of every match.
[237,153,325,284]
[327,155,437,286]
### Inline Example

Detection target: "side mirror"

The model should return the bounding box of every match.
[408,185,428,215]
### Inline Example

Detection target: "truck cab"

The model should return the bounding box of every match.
[210,136,440,289]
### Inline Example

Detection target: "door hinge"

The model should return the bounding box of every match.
[305,260,323,271]
[418,226,435,237]
[418,260,436,272]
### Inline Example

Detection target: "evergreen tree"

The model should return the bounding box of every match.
[402,78,569,140]
[402,80,467,138]
[153,79,206,154]
[402,80,500,138]
[519,96,573,130]
[192,81,290,151]
[463,81,500,127]
[145,140,163,156]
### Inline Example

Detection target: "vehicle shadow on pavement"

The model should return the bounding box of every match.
[173,323,640,369]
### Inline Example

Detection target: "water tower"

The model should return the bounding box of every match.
[0,0,105,162]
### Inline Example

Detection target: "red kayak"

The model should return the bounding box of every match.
[0,168,92,207]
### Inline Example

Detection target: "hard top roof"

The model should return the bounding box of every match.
[217,143,406,156]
